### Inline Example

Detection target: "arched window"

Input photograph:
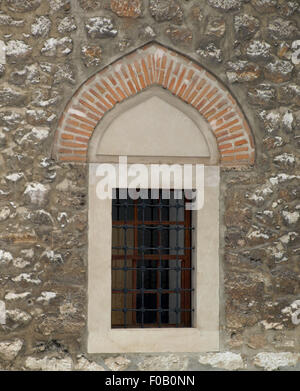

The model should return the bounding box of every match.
[53,43,255,353]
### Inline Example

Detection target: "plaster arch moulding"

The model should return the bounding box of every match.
[52,43,255,167]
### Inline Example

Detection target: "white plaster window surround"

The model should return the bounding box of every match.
[88,165,219,353]
[87,88,220,353]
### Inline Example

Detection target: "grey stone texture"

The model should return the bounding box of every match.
[0,0,299,371]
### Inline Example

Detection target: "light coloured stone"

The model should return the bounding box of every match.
[197,43,222,63]
[31,16,51,37]
[279,232,298,244]
[25,356,73,371]
[0,111,24,129]
[0,14,24,27]
[282,210,299,225]
[59,302,77,316]
[254,352,299,371]
[75,356,105,371]
[0,300,6,325]
[6,308,31,328]
[5,292,31,301]
[0,249,13,265]
[234,14,260,40]
[248,83,276,106]
[41,249,63,264]
[13,258,31,269]
[5,40,32,61]
[0,206,10,221]
[36,292,56,303]
[56,178,76,191]
[0,87,27,107]
[12,273,41,284]
[6,172,24,182]
[41,37,72,57]
[6,309,32,325]
[24,182,49,206]
[53,63,75,84]
[269,173,300,186]
[104,356,131,371]
[85,17,118,38]
[138,354,189,371]
[267,17,298,40]
[0,40,6,64]
[226,61,261,83]
[282,111,294,132]
[143,25,156,38]
[0,339,23,361]
[198,352,244,370]
[260,320,283,330]
[208,0,242,10]
[246,40,271,60]
[6,0,42,12]
[274,153,296,166]
[26,109,56,125]
[206,17,225,37]
[149,0,183,24]
[27,127,49,141]
[58,16,76,34]
[49,0,70,13]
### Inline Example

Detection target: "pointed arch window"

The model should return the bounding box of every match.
[51,43,255,353]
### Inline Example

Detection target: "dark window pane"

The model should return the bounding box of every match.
[111,189,193,328]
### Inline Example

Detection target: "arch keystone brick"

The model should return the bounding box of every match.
[53,43,255,166]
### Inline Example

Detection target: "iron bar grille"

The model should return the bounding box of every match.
[111,189,194,328]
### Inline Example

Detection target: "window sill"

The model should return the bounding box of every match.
[88,328,219,353]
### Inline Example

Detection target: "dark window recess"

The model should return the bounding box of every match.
[111,189,194,328]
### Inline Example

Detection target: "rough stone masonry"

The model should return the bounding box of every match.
[0,0,299,371]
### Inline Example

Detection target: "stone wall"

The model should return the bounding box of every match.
[0,0,299,371]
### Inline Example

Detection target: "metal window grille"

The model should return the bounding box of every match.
[111,189,194,328]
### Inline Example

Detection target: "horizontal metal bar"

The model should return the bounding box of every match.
[112,225,194,232]
[112,288,194,293]
[112,267,194,271]
[112,246,194,251]
[112,254,189,261]
[112,203,186,208]
[112,220,188,226]
[112,308,194,312]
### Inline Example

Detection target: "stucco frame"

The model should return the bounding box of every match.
[88,87,219,165]
[87,164,220,353]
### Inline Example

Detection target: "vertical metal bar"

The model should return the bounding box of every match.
[141,195,145,328]
[182,197,192,327]
[166,194,170,325]
[157,190,161,327]
[123,191,128,328]
[175,193,179,328]
[133,198,138,326]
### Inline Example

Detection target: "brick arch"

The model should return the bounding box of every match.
[53,43,255,166]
